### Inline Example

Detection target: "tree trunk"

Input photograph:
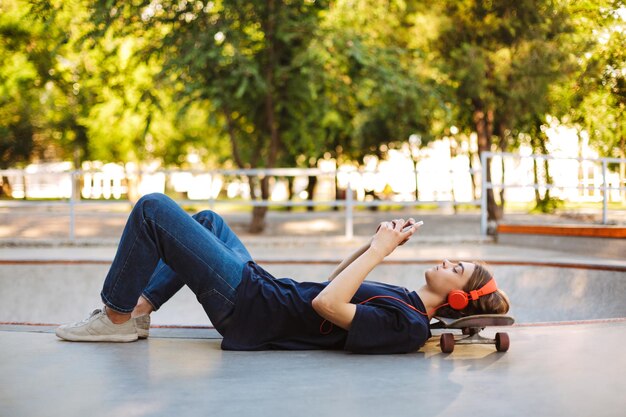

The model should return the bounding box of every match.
[467,143,478,201]
[333,149,342,211]
[619,133,626,201]
[249,176,271,233]
[0,176,12,198]
[224,108,262,217]
[412,159,419,201]
[532,141,541,205]
[538,135,553,202]
[497,122,509,210]
[531,124,556,213]
[577,129,584,199]
[250,0,280,233]
[250,206,268,233]
[473,104,501,223]
[247,175,258,201]
[286,176,295,212]
[306,175,317,212]
[533,158,541,204]
[448,139,457,214]
[333,175,342,211]
[223,108,246,170]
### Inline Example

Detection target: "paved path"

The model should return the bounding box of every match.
[2,201,625,241]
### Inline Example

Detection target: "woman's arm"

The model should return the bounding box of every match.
[312,220,417,330]
[326,218,416,282]
[326,240,372,282]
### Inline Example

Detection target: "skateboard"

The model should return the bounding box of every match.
[431,314,515,353]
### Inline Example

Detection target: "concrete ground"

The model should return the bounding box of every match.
[3,321,626,417]
[1,209,625,417]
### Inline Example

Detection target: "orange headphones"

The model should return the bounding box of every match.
[447,278,498,310]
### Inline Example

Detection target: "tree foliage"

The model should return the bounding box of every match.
[432,0,587,220]
[1,0,624,227]
[558,0,626,159]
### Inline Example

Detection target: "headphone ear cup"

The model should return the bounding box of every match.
[448,290,469,310]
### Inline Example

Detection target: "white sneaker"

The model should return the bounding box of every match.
[134,314,150,339]
[55,308,138,342]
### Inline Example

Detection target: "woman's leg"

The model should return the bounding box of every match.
[100,193,250,331]
[140,210,253,312]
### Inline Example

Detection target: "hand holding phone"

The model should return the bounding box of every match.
[402,220,424,232]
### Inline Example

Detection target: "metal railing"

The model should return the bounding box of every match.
[0,166,478,240]
[1,152,624,240]
[479,152,626,235]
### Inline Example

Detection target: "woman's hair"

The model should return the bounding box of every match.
[462,261,510,316]
[438,261,510,318]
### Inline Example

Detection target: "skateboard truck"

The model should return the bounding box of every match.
[431,314,515,353]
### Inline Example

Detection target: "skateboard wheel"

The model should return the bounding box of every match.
[495,332,510,352]
[440,333,455,353]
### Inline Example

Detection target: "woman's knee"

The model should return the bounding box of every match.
[137,192,171,205]
[192,209,223,226]
[135,193,174,216]
[135,193,172,207]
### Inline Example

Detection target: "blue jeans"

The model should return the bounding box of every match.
[100,193,253,333]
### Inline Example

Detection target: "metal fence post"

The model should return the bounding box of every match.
[345,179,354,239]
[601,159,608,224]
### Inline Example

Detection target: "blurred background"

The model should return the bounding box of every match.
[0,0,624,237]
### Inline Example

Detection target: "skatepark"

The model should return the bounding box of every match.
[1,209,625,417]
[5,1,626,414]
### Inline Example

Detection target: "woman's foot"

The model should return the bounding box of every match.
[131,295,153,339]
[55,307,138,342]
[134,314,151,339]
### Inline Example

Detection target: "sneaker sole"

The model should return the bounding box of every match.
[55,328,138,342]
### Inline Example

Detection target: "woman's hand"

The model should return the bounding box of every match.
[398,218,418,246]
[373,218,418,246]
[370,218,418,259]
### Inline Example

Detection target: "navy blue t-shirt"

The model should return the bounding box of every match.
[220,262,431,354]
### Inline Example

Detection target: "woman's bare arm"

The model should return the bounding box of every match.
[326,240,372,282]
[312,220,417,330]
[326,219,417,282]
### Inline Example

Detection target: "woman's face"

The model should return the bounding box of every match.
[424,259,475,297]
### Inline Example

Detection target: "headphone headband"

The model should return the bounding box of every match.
[448,278,498,310]
[469,278,498,301]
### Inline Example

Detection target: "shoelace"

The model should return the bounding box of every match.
[70,308,102,327]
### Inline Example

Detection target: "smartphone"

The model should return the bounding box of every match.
[402,221,424,232]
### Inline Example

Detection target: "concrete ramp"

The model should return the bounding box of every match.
[2,247,626,417]
[1,260,624,326]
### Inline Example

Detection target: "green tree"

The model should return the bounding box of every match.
[433,0,580,223]
[80,35,223,167]
[546,1,626,201]
[91,0,331,231]
[291,0,444,204]
[567,2,625,157]
[0,0,55,169]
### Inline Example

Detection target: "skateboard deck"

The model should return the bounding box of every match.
[431,314,515,353]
